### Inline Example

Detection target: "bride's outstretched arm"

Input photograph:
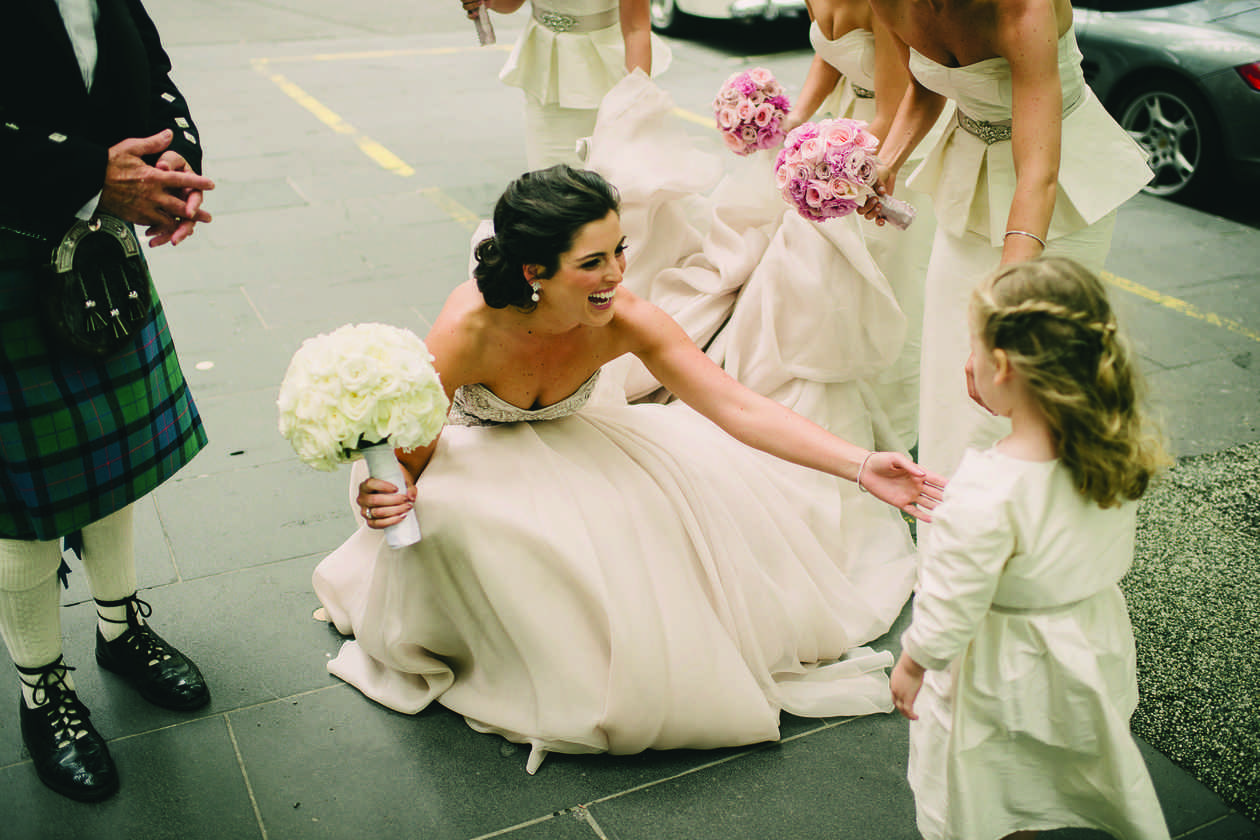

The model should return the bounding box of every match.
[621,296,945,519]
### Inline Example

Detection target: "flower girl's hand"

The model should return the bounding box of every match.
[891,651,925,720]
[859,452,946,522]
[356,475,417,529]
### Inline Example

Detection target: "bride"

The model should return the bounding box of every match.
[313,165,944,773]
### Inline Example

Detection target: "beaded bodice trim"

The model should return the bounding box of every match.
[448,370,601,427]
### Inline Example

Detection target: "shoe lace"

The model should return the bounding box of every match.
[19,659,91,749]
[101,596,172,668]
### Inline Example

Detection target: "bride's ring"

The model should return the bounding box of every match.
[364,507,374,520]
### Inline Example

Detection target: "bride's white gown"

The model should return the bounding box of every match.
[314,366,916,772]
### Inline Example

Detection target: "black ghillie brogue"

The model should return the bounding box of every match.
[95,595,209,712]
[17,658,119,802]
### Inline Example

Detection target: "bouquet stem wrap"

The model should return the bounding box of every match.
[472,2,496,45]
[362,442,422,548]
[873,194,916,230]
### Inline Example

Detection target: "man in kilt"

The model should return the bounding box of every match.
[1,0,215,801]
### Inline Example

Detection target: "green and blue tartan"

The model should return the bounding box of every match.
[0,244,206,540]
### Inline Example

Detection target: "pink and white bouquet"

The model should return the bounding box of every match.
[713,67,791,156]
[773,118,916,229]
[277,322,449,548]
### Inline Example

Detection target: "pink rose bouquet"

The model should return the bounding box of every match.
[713,67,791,156]
[773,118,916,229]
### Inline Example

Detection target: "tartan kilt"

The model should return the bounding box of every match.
[0,242,207,541]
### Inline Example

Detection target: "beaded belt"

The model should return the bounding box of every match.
[956,87,1087,145]
[532,6,619,32]
[956,110,1012,144]
[851,84,875,100]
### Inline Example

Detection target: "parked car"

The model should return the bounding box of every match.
[1074,0,1260,199]
[650,0,807,34]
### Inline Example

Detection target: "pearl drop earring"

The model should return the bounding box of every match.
[530,281,541,303]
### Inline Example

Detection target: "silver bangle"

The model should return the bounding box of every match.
[856,452,876,494]
[1004,229,1046,249]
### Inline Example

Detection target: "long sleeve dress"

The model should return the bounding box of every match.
[900,447,1170,840]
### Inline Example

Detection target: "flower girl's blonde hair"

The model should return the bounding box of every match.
[971,257,1170,507]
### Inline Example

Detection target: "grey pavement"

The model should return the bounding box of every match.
[1,2,1257,838]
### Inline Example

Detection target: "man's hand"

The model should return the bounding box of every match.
[98,130,214,247]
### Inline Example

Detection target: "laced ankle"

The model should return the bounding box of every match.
[96,595,172,668]
[95,594,151,628]
[17,658,91,747]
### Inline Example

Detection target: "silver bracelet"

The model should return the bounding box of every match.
[1004,229,1046,249]
[856,452,876,494]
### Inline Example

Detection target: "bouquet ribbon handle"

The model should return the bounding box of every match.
[472,1,496,45]
[873,194,916,231]
[362,441,422,549]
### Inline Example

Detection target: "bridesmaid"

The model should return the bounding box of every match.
[458,0,670,168]
[862,0,1152,480]
[781,0,948,454]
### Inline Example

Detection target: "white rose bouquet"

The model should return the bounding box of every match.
[277,323,449,548]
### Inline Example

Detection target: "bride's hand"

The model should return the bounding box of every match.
[858,452,946,522]
[355,475,417,529]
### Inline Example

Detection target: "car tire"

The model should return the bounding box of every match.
[1116,78,1220,200]
[650,0,693,34]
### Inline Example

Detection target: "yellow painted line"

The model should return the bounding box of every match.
[252,45,512,66]
[1101,271,1260,344]
[420,187,481,231]
[671,106,713,128]
[258,69,414,176]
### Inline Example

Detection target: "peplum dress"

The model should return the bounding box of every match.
[498,0,672,167]
[901,448,1170,840]
[905,26,1152,480]
[809,23,948,452]
[313,361,917,773]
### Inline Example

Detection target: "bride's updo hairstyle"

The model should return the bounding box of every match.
[970,257,1169,507]
[474,165,622,310]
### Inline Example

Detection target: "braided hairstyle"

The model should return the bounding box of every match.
[473,165,622,310]
[971,257,1169,507]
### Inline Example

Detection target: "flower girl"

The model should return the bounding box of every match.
[890,257,1172,840]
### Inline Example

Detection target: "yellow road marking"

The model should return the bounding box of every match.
[254,45,511,65]
[420,187,480,231]
[255,66,414,176]
[1101,271,1260,344]
[252,54,1255,345]
[671,107,712,127]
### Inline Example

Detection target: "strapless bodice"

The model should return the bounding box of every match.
[809,23,876,124]
[448,370,601,427]
[810,24,875,90]
[908,26,1087,124]
[904,25,1152,245]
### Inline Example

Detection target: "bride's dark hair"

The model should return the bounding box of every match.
[474,165,622,310]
